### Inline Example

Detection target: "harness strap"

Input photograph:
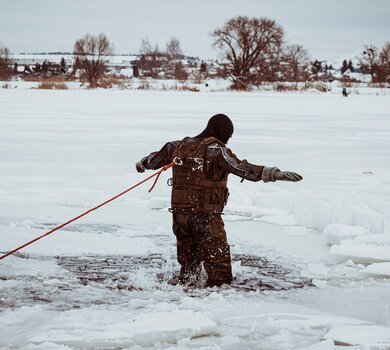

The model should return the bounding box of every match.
[172,177,227,188]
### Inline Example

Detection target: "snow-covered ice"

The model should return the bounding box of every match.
[29,309,216,348]
[1,88,390,349]
[323,223,370,245]
[362,262,390,277]
[330,233,390,263]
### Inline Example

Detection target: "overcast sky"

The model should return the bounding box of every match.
[1,0,389,61]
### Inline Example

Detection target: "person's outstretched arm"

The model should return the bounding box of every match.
[211,145,303,182]
[135,140,180,172]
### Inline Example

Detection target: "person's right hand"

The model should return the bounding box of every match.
[135,159,146,173]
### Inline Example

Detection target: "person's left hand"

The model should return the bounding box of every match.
[274,171,303,182]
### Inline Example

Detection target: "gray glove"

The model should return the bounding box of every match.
[262,166,303,182]
[135,157,147,173]
[274,170,303,182]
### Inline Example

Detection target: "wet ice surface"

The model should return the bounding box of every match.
[2,220,390,349]
[1,90,390,349]
[0,219,313,314]
[0,237,318,350]
[0,251,313,310]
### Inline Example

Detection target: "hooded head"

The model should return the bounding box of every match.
[196,114,234,144]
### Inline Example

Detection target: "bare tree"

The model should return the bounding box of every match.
[73,33,114,88]
[138,38,166,78]
[309,60,325,81]
[358,45,379,83]
[212,16,284,90]
[0,41,13,80]
[281,44,310,82]
[140,38,153,55]
[174,61,188,82]
[378,42,390,83]
[166,37,183,59]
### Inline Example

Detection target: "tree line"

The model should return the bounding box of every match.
[1,15,390,89]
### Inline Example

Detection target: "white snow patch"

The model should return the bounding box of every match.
[148,196,170,210]
[330,234,390,264]
[312,279,328,288]
[284,226,310,236]
[324,324,390,346]
[324,223,370,245]
[361,262,390,277]
[256,214,299,226]
[307,263,329,276]
[299,339,335,350]
[54,189,107,208]
[30,309,216,348]
[226,203,289,218]
[219,312,372,349]
[0,227,158,256]
[0,255,66,277]
[23,343,73,350]
[0,306,57,347]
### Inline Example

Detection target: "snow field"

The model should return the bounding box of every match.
[1,89,390,349]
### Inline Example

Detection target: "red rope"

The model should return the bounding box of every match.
[0,161,176,261]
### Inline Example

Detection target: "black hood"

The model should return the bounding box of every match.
[195,114,234,144]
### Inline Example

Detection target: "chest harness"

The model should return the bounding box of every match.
[171,137,229,213]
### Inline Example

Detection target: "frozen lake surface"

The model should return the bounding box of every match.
[1,89,390,349]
